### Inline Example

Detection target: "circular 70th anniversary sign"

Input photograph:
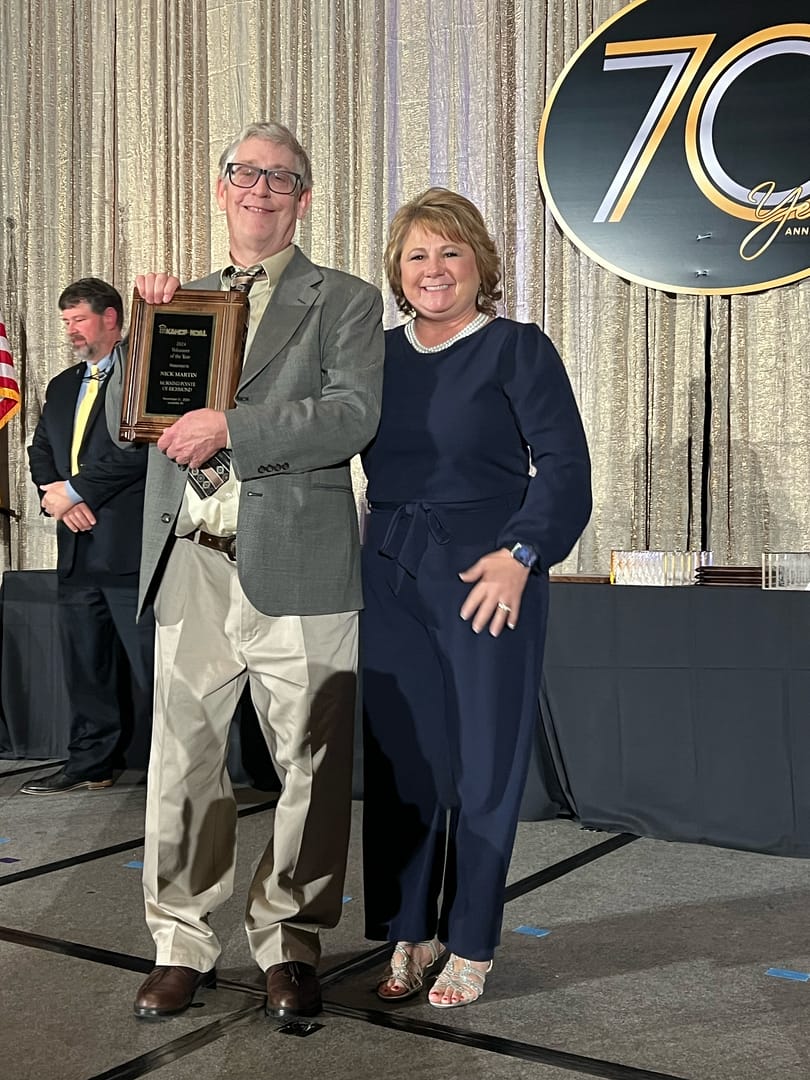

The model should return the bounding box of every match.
[538,0,810,294]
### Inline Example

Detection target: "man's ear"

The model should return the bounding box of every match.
[297,187,313,221]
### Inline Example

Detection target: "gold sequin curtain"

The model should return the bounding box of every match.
[710,286,810,564]
[1,0,808,575]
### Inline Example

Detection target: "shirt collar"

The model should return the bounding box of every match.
[84,348,117,376]
[221,244,296,290]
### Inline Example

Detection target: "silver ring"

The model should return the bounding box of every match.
[497,601,512,613]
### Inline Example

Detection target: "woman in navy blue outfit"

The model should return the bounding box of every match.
[361,189,591,1008]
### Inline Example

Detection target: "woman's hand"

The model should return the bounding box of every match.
[458,548,531,636]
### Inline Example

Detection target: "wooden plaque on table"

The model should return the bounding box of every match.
[119,288,249,442]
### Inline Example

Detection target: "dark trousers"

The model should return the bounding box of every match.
[361,498,549,960]
[57,578,154,780]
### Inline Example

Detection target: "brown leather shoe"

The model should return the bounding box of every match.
[133,965,216,1019]
[265,961,322,1018]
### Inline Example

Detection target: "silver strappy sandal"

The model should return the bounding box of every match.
[376,938,446,1001]
[428,953,492,1008]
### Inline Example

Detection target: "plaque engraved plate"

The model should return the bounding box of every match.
[119,288,249,442]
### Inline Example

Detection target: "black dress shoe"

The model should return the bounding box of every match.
[265,961,322,1018]
[19,769,114,795]
[133,965,216,1019]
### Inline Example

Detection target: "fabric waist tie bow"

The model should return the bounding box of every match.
[378,503,451,584]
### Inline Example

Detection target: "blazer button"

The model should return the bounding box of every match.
[282,463,289,471]
[235,394,249,403]
[160,513,172,523]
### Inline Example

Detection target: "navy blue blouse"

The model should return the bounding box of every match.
[363,318,592,570]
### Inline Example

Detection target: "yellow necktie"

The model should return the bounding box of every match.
[70,364,99,473]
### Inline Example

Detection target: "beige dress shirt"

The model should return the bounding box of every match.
[175,245,296,537]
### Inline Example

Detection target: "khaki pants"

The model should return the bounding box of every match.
[142,539,357,972]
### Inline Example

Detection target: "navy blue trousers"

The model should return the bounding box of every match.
[361,496,549,960]
[57,579,154,780]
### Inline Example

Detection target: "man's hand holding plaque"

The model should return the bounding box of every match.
[156,409,229,469]
[119,274,249,443]
[136,273,181,305]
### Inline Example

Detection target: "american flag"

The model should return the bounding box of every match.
[0,313,21,429]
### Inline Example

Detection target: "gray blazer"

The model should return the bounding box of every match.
[138,247,384,616]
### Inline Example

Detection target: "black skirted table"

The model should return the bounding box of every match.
[2,570,809,854]
[536,582,810,857]
[0,570,71,759]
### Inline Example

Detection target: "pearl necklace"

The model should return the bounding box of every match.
[405,311,490,354]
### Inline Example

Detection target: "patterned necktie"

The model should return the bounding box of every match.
[186,265,266,499]
[70,363,100,474]
[230,265,267,293]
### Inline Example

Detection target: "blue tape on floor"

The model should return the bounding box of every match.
[0,857,20,864]
[766,968,810,982]
[342,895,353,903]
[124,860,144,869]
[513,926,550,938]
[0,838,10,845]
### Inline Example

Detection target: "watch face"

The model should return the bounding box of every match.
[511,543,538,568]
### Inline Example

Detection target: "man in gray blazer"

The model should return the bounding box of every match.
[132,122,384,1021]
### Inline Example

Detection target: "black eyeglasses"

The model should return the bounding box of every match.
[225,162,302,195]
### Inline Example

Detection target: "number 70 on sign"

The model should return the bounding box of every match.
[594,27,810,225]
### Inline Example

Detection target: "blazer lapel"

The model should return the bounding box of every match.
[49,364,84,453]
[238,248,323,390]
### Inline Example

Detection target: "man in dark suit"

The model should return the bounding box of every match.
[21,278,154,795]
[131,122,384,1021]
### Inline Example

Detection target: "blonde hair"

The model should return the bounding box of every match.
[384,188,502,317]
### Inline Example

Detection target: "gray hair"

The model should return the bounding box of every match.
[217,122,313,191]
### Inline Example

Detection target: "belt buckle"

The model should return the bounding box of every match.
[226,537,237,561]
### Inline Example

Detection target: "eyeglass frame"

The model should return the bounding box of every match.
[225,161,303,196]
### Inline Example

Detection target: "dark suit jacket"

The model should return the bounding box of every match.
[28,345,148,580]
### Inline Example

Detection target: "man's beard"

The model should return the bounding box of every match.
[70,339,97,360]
